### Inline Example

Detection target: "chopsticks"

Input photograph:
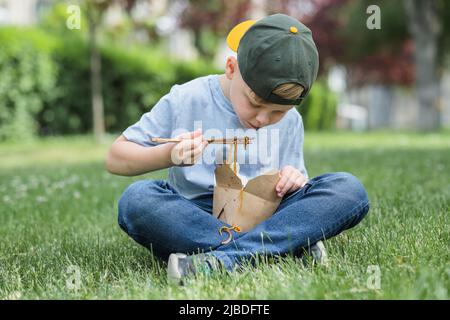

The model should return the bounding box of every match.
[151,137,254,145]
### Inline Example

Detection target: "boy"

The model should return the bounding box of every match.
[106,14,370,284]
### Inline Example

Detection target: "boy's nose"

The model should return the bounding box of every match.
[255,113,270,127]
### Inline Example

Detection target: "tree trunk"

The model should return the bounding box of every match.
[88,11,105,142]
[404,0,442,130]
[368,84,393,129]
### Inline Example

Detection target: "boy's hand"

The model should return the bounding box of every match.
[275,165,308,198]
[170,129,209,166]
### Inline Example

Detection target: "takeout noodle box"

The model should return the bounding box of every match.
[212,164,282,232]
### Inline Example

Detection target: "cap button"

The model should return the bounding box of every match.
[289,26,298,34]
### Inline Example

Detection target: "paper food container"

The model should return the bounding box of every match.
[212,164,282,232]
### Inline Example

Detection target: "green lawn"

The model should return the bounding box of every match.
[0,132,449,299]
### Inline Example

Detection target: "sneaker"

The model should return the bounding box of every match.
[167,252,221,285]
[310,240,329,267]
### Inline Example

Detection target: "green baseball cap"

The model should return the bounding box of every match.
[226,14,319,105]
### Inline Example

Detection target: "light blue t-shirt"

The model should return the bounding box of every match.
[123,75,307,200]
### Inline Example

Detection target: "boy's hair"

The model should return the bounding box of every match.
[252,82,304,105]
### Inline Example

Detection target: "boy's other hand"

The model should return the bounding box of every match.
[170,129,209,166]
[275,165,308,198]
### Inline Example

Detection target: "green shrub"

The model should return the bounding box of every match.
[0,28,58,141]
[39,35,91,134]
[0,26,219,140]
[297,81,337,131]
[41,36,218,135]
[0,25,335,139]
[100,44,176,132]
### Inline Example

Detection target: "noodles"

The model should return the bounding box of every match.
[233,137,237,175]
[225,136,250,212]
[238,188,244,211]
[218,136,250,242]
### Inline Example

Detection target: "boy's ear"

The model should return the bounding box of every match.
[225,56,238,80]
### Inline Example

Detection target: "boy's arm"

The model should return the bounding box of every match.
[105,135,174,176]
[106,130,208,176]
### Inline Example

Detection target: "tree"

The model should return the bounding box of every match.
[281,0,449,130]
[404,0,442,130]
[86,1,106,142]
[180,0,251,60]
[84,0,139,141]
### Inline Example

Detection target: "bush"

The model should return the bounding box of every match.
[100,44,217,132]
[297,81,337,131]
[0,26,219,140]
[43,35,219,135]
[0,25,335,139]
[0,28,58,141]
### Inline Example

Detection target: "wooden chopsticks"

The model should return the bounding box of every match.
[151,137,253,145]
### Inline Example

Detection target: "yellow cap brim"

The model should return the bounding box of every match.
[226,20,257,52]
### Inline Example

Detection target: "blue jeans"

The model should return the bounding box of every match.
[118,172,370,270]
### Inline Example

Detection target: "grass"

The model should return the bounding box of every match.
[0,131,449,299]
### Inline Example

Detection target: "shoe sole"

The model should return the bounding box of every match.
[312,240,329,266]
[167,253,186,284]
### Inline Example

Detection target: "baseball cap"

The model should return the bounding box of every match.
[226,13,319,105]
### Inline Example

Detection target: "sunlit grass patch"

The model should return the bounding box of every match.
[0,131,449,299]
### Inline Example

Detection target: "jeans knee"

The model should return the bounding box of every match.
[118,180,154,233]
[333,172,370,223]
[333,172,369,203]
[118,181,135,233]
